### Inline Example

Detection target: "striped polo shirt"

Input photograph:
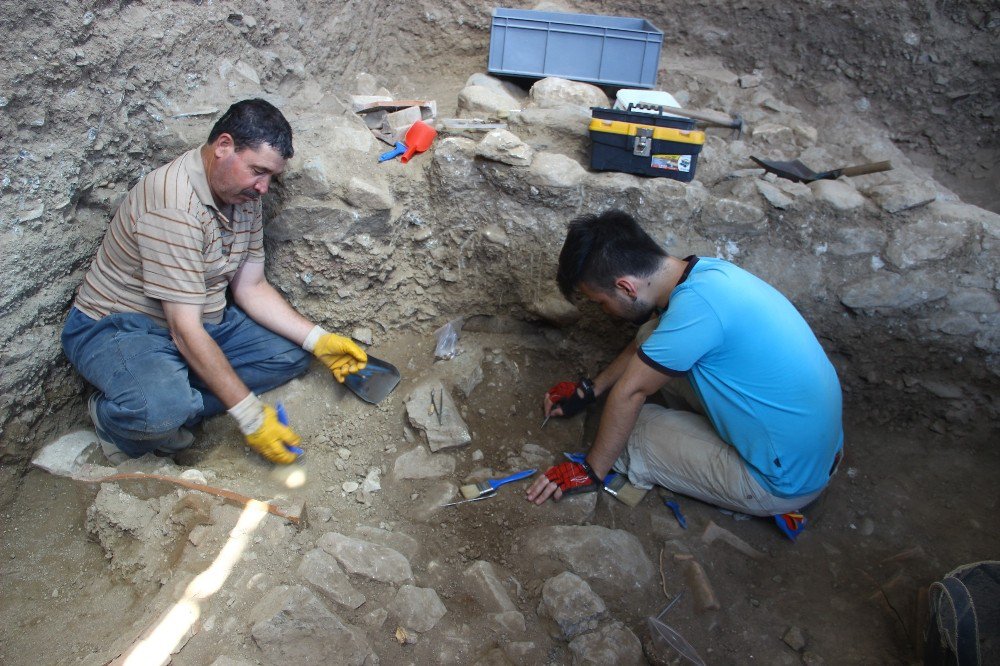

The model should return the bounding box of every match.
[74,147,264,327]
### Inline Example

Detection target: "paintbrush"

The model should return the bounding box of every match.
[458,469,536,500]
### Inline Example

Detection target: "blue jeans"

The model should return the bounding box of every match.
[61,306,311,458]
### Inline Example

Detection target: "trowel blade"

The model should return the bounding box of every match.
[344,355,401,404]
[32,430,99,477]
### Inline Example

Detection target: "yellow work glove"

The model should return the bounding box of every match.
[229,394,300,465]
[305,327,367,383]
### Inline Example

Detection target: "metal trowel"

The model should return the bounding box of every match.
[344,355,401,404]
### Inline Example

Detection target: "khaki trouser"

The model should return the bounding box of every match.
[611,320,825,516]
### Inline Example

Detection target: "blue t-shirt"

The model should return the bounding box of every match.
[638,257,843,498]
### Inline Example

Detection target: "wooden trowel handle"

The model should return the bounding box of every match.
[838,160,893,177]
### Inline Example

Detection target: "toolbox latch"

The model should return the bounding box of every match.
[633,127,653,157]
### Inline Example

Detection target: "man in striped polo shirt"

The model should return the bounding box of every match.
[62,99,367,465]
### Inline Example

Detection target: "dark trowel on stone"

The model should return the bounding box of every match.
[344,355,401,404]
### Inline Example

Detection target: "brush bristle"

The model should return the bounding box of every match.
[459,482,486,499]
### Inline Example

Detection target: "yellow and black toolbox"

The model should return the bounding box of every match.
[589,104,706,182]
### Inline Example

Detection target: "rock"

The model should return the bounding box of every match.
[388,584,447,632]
[362,608,388,627]
[699,197,768,236]
[809,180,866,210]
[948,288,999,314]
[866,181,937,213]
[457,364,484,398]
[773,178,813,198]
[518,443,554,470]
[476,129,534,167]
[342,481,360,493]
[463,561,517,612]
[528,151,587,188]
[431,137,485,192]
[568,621,645,665]
[529,77,609,109]
[739,72,763,88]
[783,625,807,651]
[317,532,413,584]
[464,73,528,102]
[840,270,948,310]
[488,611,526,634]
[885,214,972,269]
[344,176,393,211]
[361,468,381,493]
[405,481,459,522]
[351,327,374,345]
[353,526,421,560]
[755,180,793,209]
[458,85,522,118]
[526,292,580,326]
[405,381,472,452]
[250,585,373,665]
[393,445,456,479]
[297,548,366,609]
[538,572,607,639]
[209,658,253,666]
[533,490,598,526]
[750,123,794,146]
[521,526,655,596]
[825,226,887,256]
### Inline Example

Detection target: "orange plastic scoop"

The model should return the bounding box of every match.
[400,120,438,163]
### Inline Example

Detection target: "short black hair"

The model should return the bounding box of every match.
[556,210,669,298]
[207,98,294,159]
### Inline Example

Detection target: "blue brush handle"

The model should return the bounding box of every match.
[274,402,304,456]
[488,469,537,490]
[378,142,406,162]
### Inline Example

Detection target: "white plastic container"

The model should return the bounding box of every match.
[614,89,686,119]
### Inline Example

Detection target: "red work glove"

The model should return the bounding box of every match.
[544,461,601,496]
[547,378,595,418]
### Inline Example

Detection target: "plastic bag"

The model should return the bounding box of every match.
[433,318,464,360]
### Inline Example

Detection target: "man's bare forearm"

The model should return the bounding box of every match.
[232,279,315,345]
[585,381,647,478]
[170,322,252,409]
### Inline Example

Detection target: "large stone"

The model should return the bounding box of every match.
[431,137,485,193]
[840,270,948,310]
[809,179,866,210]
[353,526,421,560]
[317,532,413,584]
[529,77,609,109]
[825,226,887,256]
[699,197,768,236]
[250,585,373,665]
[458,85,522,117]
[568,621,645,665]
[389,584,447,632]
[521,526,654,595]
[405,381,472,452]
[393,445,456,480]
[538,572,607,640]
[755,179,794,209]
[488,611,527,634]
[948,288,999,314]
[886,213,973,269]
[297,548,366,609]
[465,73,528,102]
[463,560,517,613]
[866,181,937,213]
[526,292,581,327]
[476,129,534,167]
[528,152,587,188]
[343,176,393,211]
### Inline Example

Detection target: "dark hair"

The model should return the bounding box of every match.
[207,98,294,159]
[556,210,668,298]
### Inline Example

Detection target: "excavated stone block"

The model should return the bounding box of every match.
[529,77,609,109]
[538,572,607,640]
[317,532,413,584]
[476,129,534,167]
[568,621,645,665]
[388,584,447,632]
[463,560,517,613]
[297,548,366,609]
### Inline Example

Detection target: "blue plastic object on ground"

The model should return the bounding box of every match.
[378,142,406,162]
[274,402,304,456]
[774,512,807,541]
[664,499,687,529]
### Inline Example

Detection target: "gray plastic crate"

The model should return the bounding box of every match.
[488,8,662,89]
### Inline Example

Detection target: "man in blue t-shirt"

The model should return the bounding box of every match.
[526,211,843,518]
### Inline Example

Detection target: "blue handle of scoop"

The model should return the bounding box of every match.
[488,469,536,490]
[378,142,406,162]
[275,402,304,456]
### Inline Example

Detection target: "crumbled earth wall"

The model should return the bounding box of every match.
[1,0,998,463]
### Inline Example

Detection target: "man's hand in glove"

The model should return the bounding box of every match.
[304,327,368,383]
[229,394,300,464]
[525,460,602,505]
[543,377,596,419]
